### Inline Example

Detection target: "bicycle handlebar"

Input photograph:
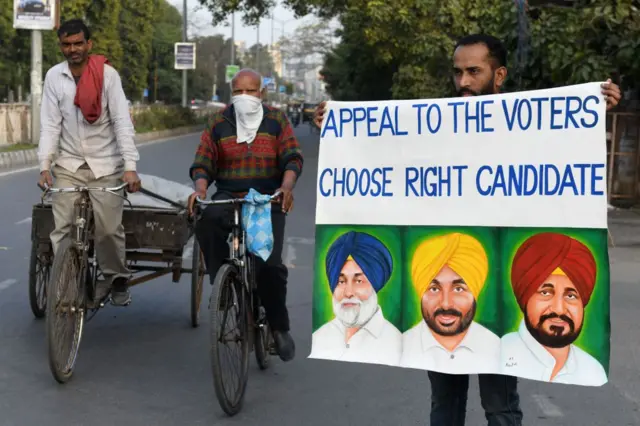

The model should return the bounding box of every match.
[38,182,129,194]
[195,190,282,206]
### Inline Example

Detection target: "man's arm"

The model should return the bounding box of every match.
[106,67,139,172]
[38,69,62,172]
[187,123,219,214]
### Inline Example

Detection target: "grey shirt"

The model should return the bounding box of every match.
[38,60,139,178]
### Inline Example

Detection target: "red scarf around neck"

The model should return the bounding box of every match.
[74,55,110,124]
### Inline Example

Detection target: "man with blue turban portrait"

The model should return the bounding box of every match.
[309,231,402,366]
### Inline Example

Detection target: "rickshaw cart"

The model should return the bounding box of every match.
[28,192,206,328]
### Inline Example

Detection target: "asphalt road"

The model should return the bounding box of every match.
[0,123,638,426]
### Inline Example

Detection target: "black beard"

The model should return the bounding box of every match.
[457,76,496,97]
[525,310,582,349]
[424,301,476,337]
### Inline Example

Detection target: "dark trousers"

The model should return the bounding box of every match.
[195,191,290,332]
[428,372,523,426]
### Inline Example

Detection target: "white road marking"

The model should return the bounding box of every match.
[286,237,315,245]
[532,394,563,417]
[284,244,296,268]
[0,279,17,292]
[15,217,32,225]
[0,131,202,178]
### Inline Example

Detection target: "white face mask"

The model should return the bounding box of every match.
[232,94,264,144]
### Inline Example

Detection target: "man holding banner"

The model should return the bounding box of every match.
[312,33,621,426]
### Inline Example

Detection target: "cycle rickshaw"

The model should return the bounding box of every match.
[28,175,206,383]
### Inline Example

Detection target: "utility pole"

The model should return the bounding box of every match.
[256,22,260,73]
[270,14,275,77]
[30,30,42,145]
[181,0,187,107]
[230,13,235,65]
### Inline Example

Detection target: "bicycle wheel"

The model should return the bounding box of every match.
[254,304,272,370]
[46,238,86,384]
[28,241,51,319]
[209,263,250,416]
[191,237,205,328]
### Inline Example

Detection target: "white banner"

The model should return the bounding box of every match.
[315,83,608,229]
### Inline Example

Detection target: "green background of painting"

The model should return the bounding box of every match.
[312,225,404,333]
[313,225,610,372]
[499,227,610,373]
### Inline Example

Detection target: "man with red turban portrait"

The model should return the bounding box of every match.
[500,232,607,386]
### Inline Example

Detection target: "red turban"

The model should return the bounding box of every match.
[511,233,597,311]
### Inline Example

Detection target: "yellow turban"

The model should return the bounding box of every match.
[411,233,489,300]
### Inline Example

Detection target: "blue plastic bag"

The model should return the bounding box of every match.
[241,188,274,261]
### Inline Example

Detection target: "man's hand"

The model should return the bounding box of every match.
[123,171,141,193]
[188,190,207,217]
[602,79,622,111]
[313,101,327,129]
[38,170,53,190]
[277,185,294,214]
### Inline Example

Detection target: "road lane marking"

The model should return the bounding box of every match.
[15,217,32,225]
[284,244,296,268]
[0,279,17,292]
[286,237,314,245]
[0,132,202,178]
[532,394,563,417]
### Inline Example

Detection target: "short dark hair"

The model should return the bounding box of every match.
[57,19,91,41]
[454,34,507,69]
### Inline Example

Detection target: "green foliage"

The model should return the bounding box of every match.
[131,105,204,132]
[0,0,30,100]
[320,9,395,101]
[86,0,124,70]
[119,0,155,100]
[147,0,184,103]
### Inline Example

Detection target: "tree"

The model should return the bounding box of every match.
[119,0,155,100]
[188,35,239,102]
[147,0,184,103]
[320,9,395,101]
[278,19,334,82]
[198,0,640,102]
[242,43,275,78]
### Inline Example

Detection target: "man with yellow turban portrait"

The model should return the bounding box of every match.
[309,231,401,366]
[500,232,607,386]
[400,232,500,372]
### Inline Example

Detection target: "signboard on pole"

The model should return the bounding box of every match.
[262,77,276,93]
[279,85,286,93]
[225,65,239,83]
[13,0,57,30]
[174,43,196,70]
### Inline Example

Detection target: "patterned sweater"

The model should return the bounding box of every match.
[189,104,304,194]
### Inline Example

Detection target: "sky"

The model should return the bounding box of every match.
[173,0,317,46]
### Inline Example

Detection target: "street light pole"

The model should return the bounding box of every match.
[256,22,260,73]
[181,0,187,107]
[30,30,42,145]
[230,13,235,65]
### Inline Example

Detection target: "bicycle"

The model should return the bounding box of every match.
[194,191,281,416]
[39,181,130,384]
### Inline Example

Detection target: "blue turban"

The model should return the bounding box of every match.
[325,231,393,293]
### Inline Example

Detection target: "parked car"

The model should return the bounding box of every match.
[20,0,45,13]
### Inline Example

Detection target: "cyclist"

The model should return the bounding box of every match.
[188,68,303,362]
[313,34,621,426]
[37,19,141,307]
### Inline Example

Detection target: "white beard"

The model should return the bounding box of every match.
[333,290,379,328]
